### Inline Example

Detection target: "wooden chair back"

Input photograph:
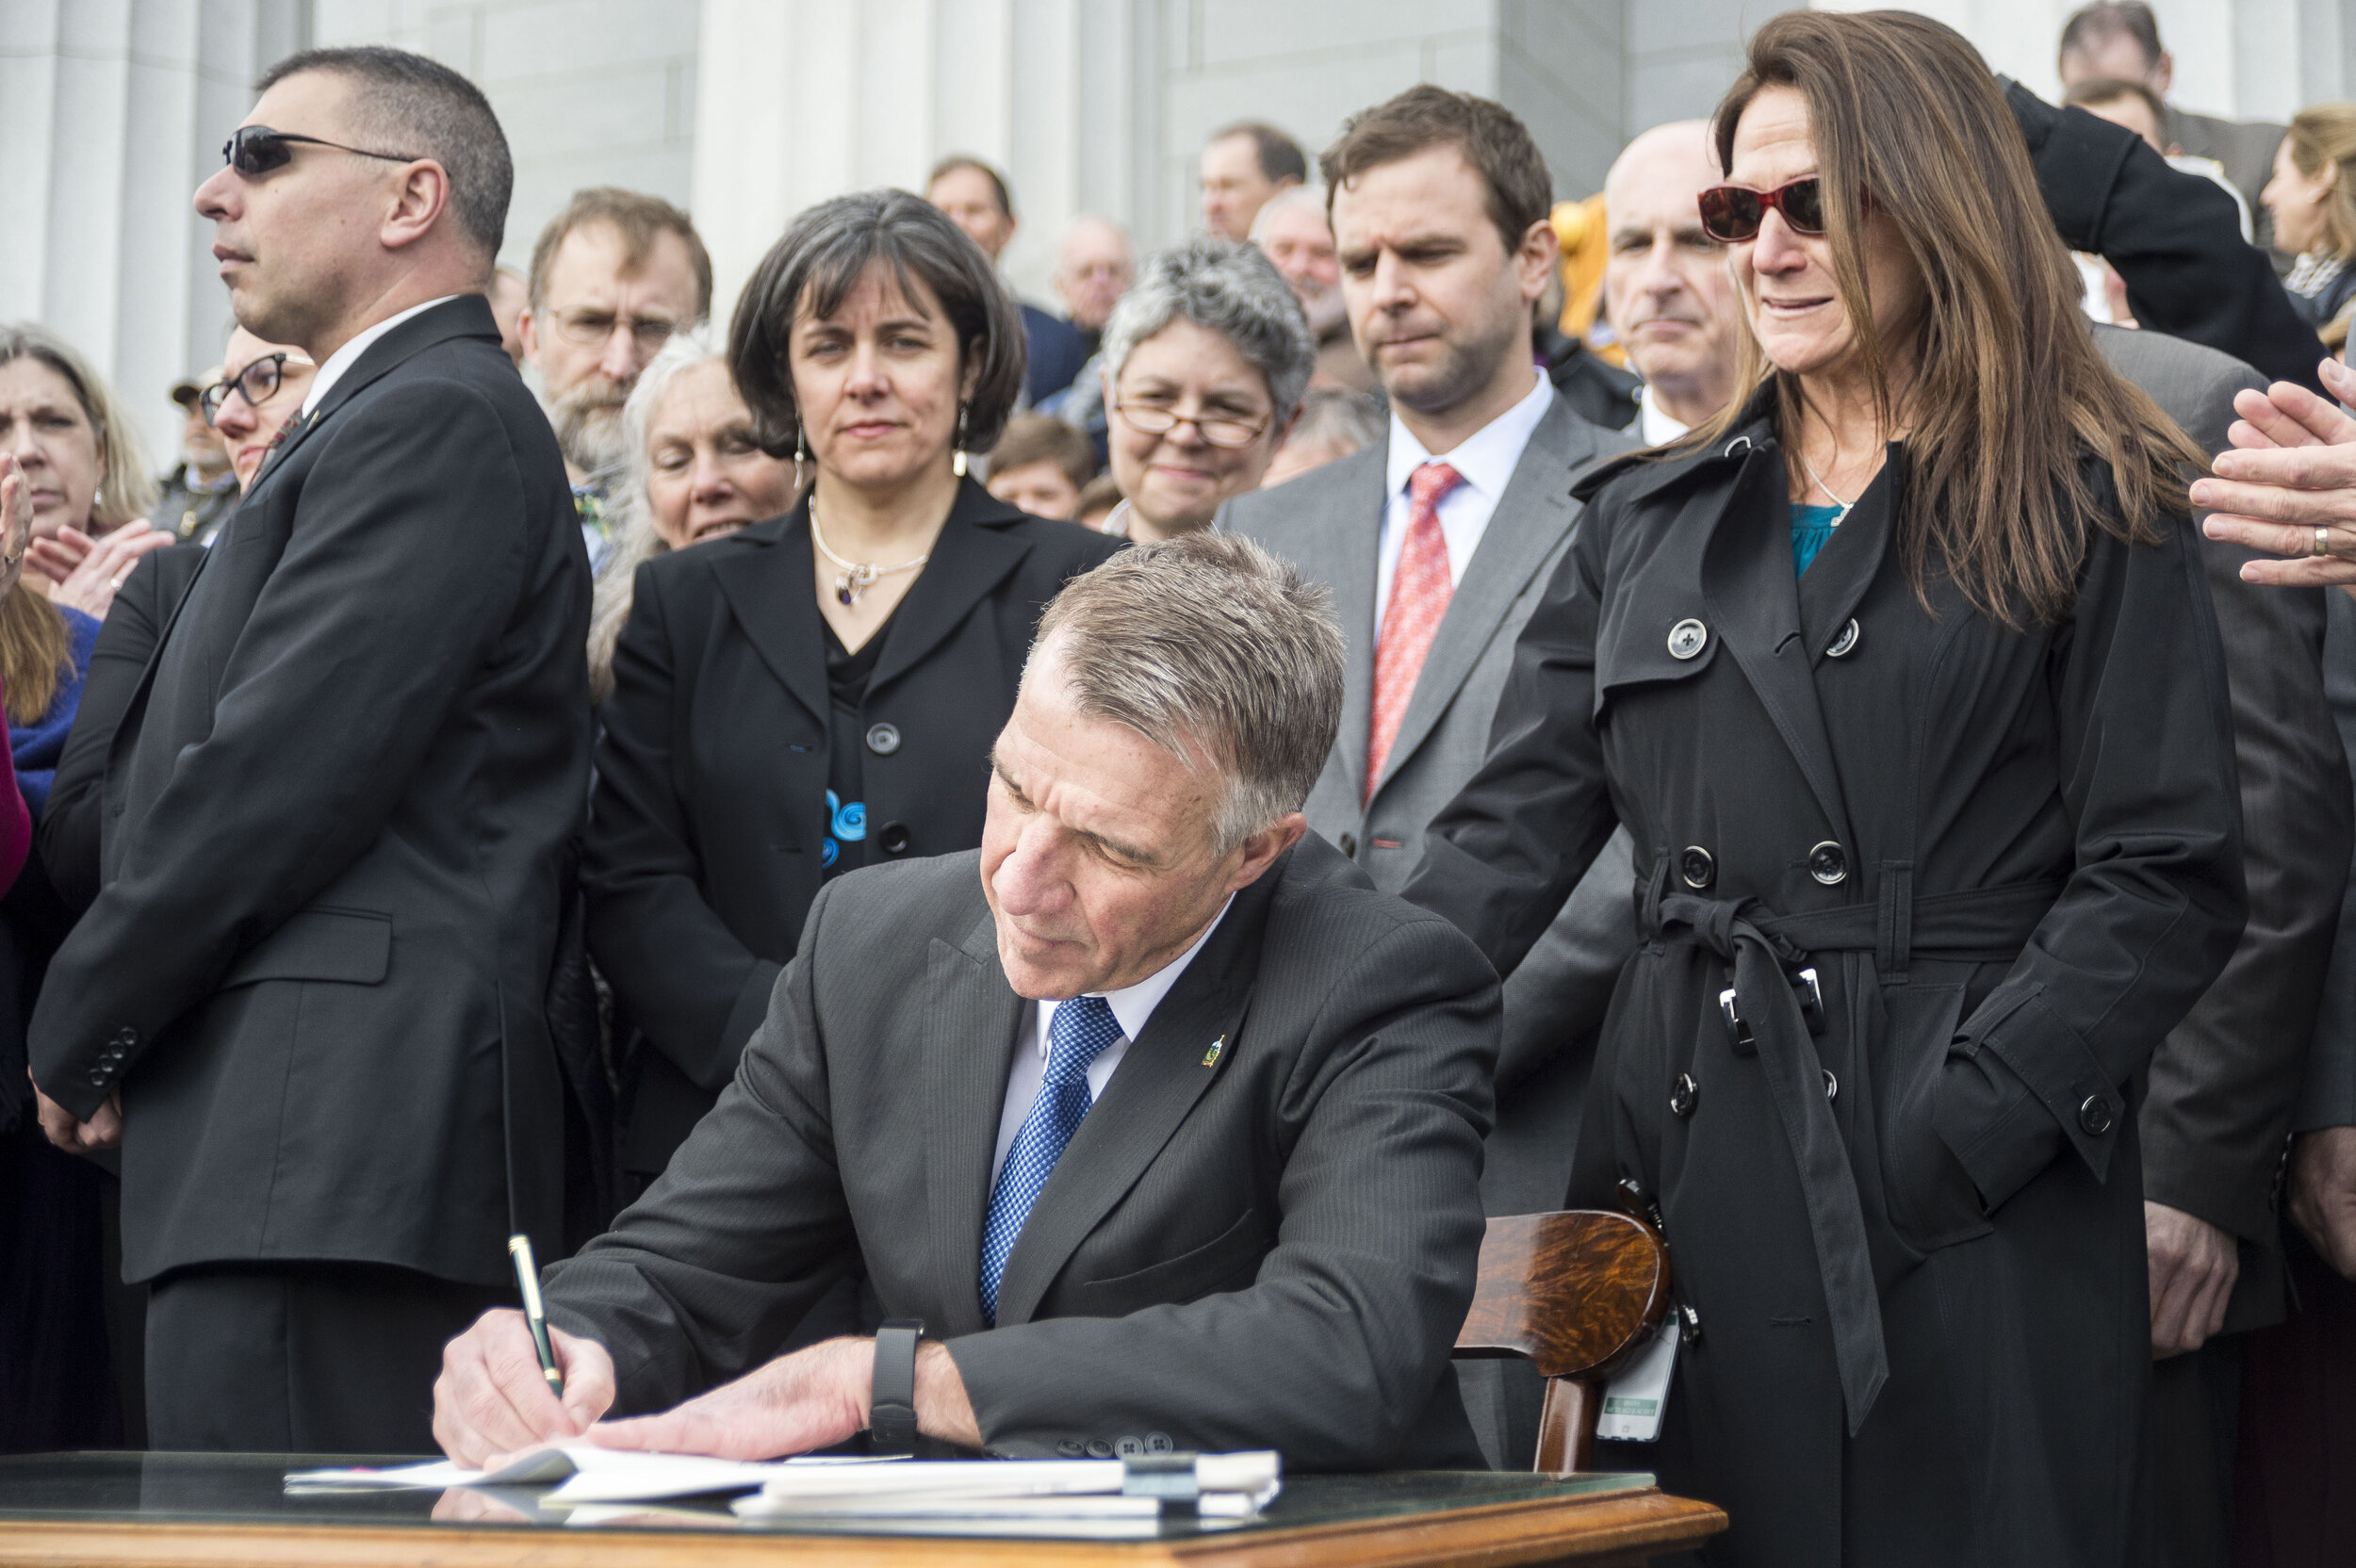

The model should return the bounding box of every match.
[1452,1209,1672,1474]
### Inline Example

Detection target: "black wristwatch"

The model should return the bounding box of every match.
[870,1319,924,1456]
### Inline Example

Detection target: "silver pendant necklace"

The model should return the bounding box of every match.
[809,493,930,607]
[1799,450,1856,525]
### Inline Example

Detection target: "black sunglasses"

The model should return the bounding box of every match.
[1696,177,1827,243]
[221,124,420,179]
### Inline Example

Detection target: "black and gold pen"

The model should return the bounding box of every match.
[508,1233,564,1398]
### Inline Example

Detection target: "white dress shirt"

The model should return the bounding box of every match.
[1374,371,1554,636]
[300,295,464,417]
[1637,384,1692,448]
[990,897,1234,1184]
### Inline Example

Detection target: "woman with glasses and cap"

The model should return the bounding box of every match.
[584,190,1122,1201]
[1093,236,1314,541]
[1404,12,2242,1565]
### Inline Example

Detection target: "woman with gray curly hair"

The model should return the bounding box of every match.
[1095,236,1313,541]
[586,333,798,701]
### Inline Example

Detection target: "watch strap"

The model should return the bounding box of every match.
[870,1319,924,1456]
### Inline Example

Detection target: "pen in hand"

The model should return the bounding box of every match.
[508,1233,564,1399]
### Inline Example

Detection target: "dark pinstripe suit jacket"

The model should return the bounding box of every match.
[542,834,1498,1468]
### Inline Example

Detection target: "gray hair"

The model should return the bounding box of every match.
[1285,387,1384,457]
[586,331,724,702]
[1246,184,1331,244]
[1028,531,1343,852]
[1100,237,1317,432]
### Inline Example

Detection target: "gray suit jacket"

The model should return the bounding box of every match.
[2097,323,2352,1331]
[1220,393,1640,1213]
[541,838,1497,1469]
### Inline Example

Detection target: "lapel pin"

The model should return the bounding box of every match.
[1201,1035,1225,1069]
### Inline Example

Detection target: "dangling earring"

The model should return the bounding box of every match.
[951,403,970,478]
[792,417,808,494]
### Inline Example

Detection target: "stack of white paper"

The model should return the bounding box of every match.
[286,1444,897,1503]
[731,1450,1283,1522]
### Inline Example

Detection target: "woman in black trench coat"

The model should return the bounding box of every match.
[586,192,1121,1191]
[1406,14,2244,1566]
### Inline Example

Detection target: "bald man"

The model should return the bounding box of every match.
[1051,216,1133,351]
[1601,121,1742,442]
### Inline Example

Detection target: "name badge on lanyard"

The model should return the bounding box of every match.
[1594,1315,1678,1442]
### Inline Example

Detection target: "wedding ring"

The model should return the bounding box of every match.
[109,572,128,590]
[2317,527,2333,558]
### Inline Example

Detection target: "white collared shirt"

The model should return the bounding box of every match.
[1637,384,1692,448]
[1374,371,1554,636]
[300,295,464,417]
[990,897,1234,1184]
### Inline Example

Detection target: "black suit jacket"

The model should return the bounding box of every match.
[27,296,591,1288]
[584,482,1121,1172]
[546,838,1497,1469]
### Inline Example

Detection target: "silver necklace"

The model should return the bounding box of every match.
[1798,451,1856,524]
[809,493,930,607]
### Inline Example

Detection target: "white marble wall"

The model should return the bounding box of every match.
[0,0,306,477]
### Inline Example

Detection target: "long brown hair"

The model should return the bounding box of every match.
[1702,9,2205,628]
[2284,104,2356,261]
[0,589,68,726]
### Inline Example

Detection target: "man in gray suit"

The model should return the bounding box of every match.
[1219,87,1636,1472]
[432,534,1498,1469]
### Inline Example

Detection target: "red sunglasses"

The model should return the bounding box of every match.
[1696,177,1827,243]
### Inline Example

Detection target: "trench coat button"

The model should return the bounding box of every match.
[1146,1431,1174,1453]
[1055,1441,1087,1457]
[2078,1093,2114,1135]
[1823,1069,1839,1102]
[1826,618,1860,658]
[877,822,911,855]
[1670,1073,1698,1118]
[1086,1439,1115,1459]
[1338,832,1357,858]
[864,722,902,756]
[1808,841,1848,885]
[1115,1435,1144,1457]
[1678,845,1715,889]
[1667,618,1709,660]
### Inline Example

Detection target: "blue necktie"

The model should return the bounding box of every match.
[979,994,1123,1325]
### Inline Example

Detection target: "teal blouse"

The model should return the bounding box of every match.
[1791,500,1843,577]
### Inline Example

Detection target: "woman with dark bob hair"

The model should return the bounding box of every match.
[1407,11,2239,1565]
[584,190,1121,1194]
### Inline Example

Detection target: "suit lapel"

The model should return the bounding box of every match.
[1372,400,1601,800]
[1299,443,1388,806]
[1701,445,1857,845]
[924,911,1027,1337]
[869,482,1034,696]
[249,296,499,490]
[712,511,829,725]
[990,874,1275,1328]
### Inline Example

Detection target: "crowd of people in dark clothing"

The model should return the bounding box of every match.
[8,3,2356,1564]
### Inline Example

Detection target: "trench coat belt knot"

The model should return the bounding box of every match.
[1639,873,2065,1435]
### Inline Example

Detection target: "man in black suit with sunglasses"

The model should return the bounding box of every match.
[25,46,588,1453]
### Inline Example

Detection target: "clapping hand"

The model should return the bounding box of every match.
[0,456,30,597]
[26,520,175,620]
[2195,357,2356,585]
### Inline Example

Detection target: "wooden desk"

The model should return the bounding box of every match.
[0,1454,1726,1567]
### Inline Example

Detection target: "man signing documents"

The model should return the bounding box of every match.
[434,534,1501,1469]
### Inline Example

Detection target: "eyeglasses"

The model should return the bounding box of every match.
[1696,177,1828,243]
[221,125,420,179]
[550,310,680,353]
[200,352,313,424]
[1113,400,1270,450]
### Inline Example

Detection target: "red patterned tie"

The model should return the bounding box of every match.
[1366,462,1464,802]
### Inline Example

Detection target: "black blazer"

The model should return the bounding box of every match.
[41,543,207,918]
[26,296,592,1289]
[546,839,1497,1470]
[583,481,1122,1172]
